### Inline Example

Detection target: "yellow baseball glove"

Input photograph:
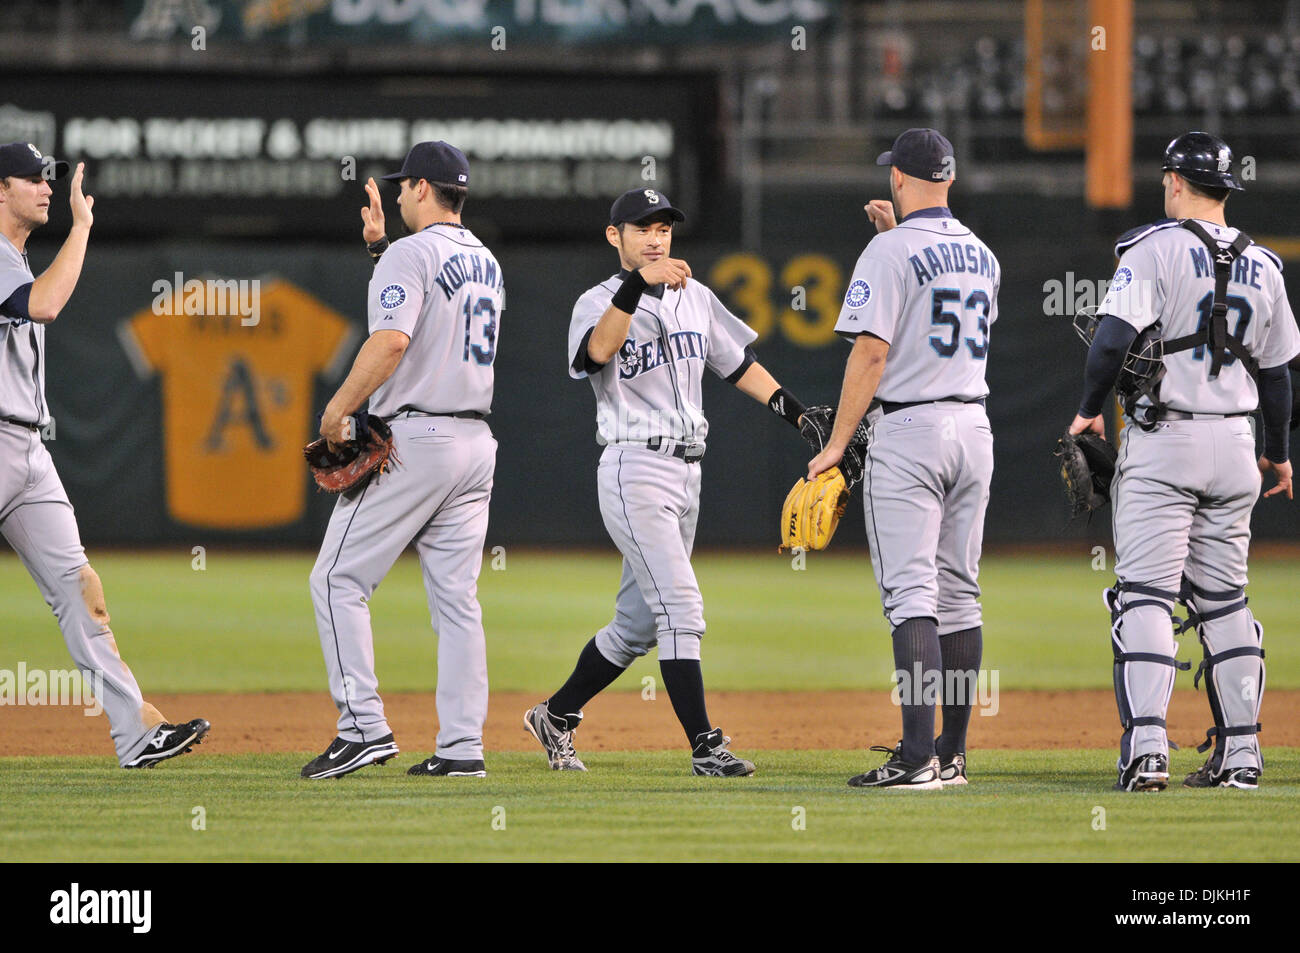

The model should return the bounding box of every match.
[778,467,850,552]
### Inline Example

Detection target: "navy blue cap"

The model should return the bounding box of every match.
[380,140,470,187]
[876,128,954,182]
[609,188,685,226]
[0,142,69,180]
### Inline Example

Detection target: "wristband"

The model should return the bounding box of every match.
[367,237,389,262]
[767,387,806,428]
[611,269,648,314]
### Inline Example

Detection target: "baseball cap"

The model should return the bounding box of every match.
[609,188,685,226]
[380,140,470,187]
[876,128,954,182]
[0,142,69,180]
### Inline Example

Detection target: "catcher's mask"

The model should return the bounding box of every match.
[1117,326,1165,400]
[1073,307,1167,427]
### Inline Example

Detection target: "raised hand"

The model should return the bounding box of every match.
[361,177,385,244]
[69,162,94,229]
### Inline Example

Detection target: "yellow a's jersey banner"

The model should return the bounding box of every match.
[120,279,355,529]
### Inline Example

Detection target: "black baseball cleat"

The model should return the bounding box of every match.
[939,752,968,786]
[691,728,755,777]
[1115,752,1169,792]
[406,756,487,778]
[523,702,586,771]
[301,733,398,780]
[123,718,210,769]
[848,743,943,791]
[1184,758,1260,789]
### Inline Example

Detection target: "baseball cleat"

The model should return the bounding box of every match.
[123,718,210,769]
[300,733,399,780]
[1114,752,1169,792]
[939,751,968,786]
[848,743,943,790]
[1183,758,1259,789]
[691,728,755,777]
[523,702,587,771]
[406,756,487,778]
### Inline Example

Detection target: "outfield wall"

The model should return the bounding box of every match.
[31,191,1300,546]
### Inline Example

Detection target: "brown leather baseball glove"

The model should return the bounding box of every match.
[304,413,399,494]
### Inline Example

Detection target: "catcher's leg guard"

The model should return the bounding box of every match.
[1106,582,1190,771]
[1181,582,1265,773]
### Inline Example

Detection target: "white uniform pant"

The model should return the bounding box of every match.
[310,416,495,760]
[862,402,994,633]
[0,422,162,765]
[1112,417,1264,770]
[593,446,705,666]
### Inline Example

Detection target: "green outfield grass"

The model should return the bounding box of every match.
[0,749,1295,862]
[2,550,1297,692]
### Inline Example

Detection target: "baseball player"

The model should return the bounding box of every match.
[301,141,501,780]
[1068,131,1298,792]
[808,129,998,790]
[523,187,819,777]
[0,143,209,767]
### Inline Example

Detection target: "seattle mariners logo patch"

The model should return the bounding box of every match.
[618,339,642,377]
[846,280,871,309]
[379,284,406,310]
[1110,267,1133,292]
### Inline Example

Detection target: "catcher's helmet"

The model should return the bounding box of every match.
[1116,326,1165,401]
[1162,131,1244,191]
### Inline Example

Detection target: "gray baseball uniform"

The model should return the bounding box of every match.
[834,207,999,633]
[568,271,757,664]
[309,223,501,760]
[1099,219,1300,774]
[0,234,168,766]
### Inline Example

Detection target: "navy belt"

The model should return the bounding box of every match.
[1159,410,1250,421]
[389,408,487,421]
[1,417,39,431]
[646,437,705,463]
[877,397,986,415]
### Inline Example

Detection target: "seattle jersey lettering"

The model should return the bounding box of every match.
[617,330,707,380]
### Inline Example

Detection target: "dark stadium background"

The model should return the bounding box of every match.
[4,0,1299,546]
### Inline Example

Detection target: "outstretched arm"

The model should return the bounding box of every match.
[808,332,889,478]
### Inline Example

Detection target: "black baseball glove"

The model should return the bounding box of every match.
[800,405,869,488]
[1054,430,1118,518]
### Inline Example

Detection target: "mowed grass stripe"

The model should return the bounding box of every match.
[2,550,1298,692]
[1,749,1295,862]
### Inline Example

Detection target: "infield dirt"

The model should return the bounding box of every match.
[2,689,1296,757]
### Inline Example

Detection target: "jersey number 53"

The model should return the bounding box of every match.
[930,288,990,360]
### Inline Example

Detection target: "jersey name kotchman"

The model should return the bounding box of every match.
[433,252,504,300]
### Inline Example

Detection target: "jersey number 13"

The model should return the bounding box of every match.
[462,296,498,366]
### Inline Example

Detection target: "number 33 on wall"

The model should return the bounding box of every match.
[709,253,843,348]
